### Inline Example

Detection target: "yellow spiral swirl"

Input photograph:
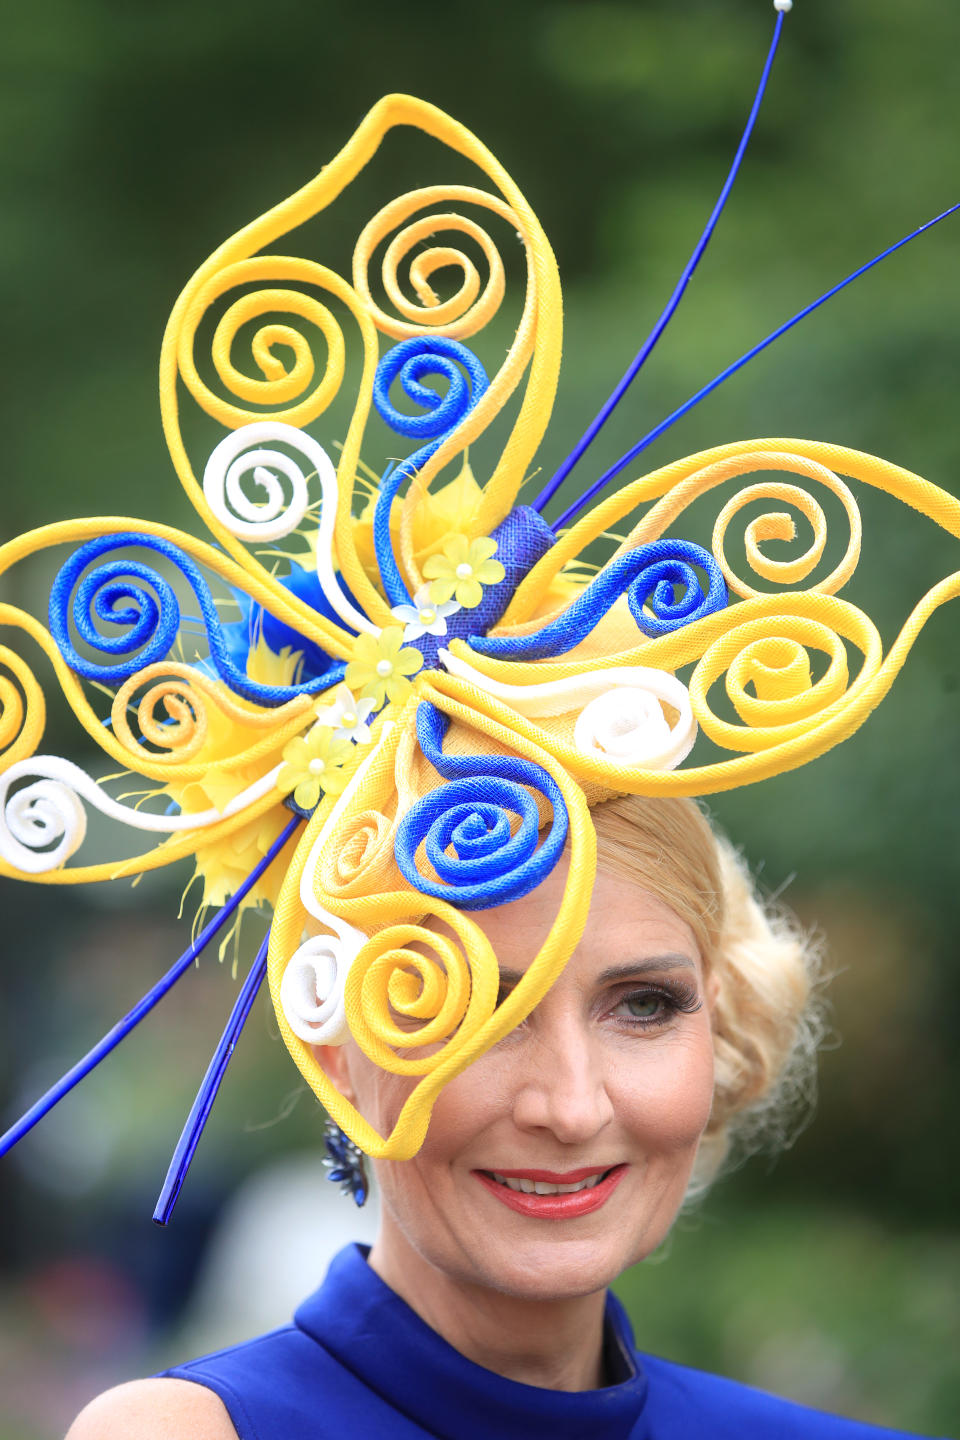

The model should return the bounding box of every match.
[711,463,861,599]
[176,256,350,429]
[316,807,400,898]
[344,916,497,1077]
[436,595,891,796]
[112,665,209,763]
[688,606,874,753]
[109,662,314,774]
[0,646,45,770]
[503,445,873,630]
[353,185,514,339]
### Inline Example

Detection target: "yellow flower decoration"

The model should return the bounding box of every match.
[278,725,355,811]
[422,534,506,608]
[344,626,423,708]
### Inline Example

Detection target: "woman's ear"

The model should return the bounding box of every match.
[311,1043,357,1105]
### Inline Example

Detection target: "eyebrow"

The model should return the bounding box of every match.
[496,955,698,987]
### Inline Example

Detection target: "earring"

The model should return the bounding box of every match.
[322,1118,368,1207]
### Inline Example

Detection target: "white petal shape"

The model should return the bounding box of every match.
[400,619,429,643]
[315,687,375,743]
[314,683,359,730]
[334,720,372,744]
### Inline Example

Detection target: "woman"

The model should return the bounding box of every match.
[66,795,938,1437]
[2,11,956,1437]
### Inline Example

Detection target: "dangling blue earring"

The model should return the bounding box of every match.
[323,1118,368,1207]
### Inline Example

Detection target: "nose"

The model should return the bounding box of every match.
[510,1016,615,1146]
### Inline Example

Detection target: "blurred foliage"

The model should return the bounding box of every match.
[0,0,958,1435]
[615,1199,960,1434]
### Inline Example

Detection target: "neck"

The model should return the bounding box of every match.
[368,1222,608,1392]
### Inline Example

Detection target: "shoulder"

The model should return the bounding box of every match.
[65,1378,238,1440]
[640,1352,937,1438]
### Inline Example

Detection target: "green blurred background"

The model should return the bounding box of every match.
[1,0,958,1435]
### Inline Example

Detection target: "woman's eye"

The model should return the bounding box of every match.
[618,992,665,1021]
[611,982,702,1028]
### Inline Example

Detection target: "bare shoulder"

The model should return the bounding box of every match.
[65,1377,237,1440]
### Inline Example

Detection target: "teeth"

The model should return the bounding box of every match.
[490,1171,608,1195]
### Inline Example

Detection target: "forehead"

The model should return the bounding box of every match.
[423,851,701,978]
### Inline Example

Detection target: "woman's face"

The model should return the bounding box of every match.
[323,851,718,1302]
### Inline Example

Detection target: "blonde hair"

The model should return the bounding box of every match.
[590,794,827,1197]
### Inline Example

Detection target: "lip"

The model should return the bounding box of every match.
[472,1164,628,1219]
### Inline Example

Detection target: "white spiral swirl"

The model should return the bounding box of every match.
[203,421,322,541]
[573,678,696,770]
[1,777,88,873]
[0,754,284,875]
[279,929,365,1045]
[203,420,377,634]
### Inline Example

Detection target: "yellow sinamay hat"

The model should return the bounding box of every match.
[2,9,958,1213]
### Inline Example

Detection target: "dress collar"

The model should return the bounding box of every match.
[294,1244,648,1440]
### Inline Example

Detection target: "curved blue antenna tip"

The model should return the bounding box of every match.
[531,7,789,517]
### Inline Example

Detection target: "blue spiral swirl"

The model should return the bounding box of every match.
[49,532,346,705]
[394,702,568,910]
[470,537,727,661]
[372,338,489,608]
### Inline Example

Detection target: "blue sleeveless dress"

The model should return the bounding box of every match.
[161,1244,938,1439]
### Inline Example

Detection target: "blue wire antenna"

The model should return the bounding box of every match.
[550,200,960,534]
[154,929,272,1226]
[0,815,302,1159]
[531,4,790,516]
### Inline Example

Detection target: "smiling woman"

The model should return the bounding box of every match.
[4,1,956,1435]
[320,825,723,1327]
[67,801,847,1437]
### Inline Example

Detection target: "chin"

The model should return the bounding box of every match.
[460,1231,649,1303]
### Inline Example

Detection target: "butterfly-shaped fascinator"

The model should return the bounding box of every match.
[2,9,958,1219]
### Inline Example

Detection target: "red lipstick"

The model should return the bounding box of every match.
[473,1164,627,1219]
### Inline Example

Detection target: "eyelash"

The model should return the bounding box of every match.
[494,978,702,1035]
[609,980,703,1031]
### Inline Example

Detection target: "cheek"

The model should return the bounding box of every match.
[344,1041,508,1163]
[615,1024,717,1150]
[343,1046,416,1137]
